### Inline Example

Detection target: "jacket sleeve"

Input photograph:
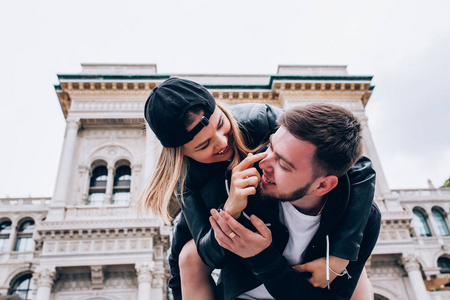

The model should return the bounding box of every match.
[245,244,332,299]
[179,186,231,269]
[329,156,376,261]
[230,103,283,148]
[330,202,381,299]
[244,203,381,300]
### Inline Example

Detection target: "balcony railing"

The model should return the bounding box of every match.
[392,188,450,198]
[0,197,51,206]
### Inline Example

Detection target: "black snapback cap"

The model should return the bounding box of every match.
[144,77,216,147]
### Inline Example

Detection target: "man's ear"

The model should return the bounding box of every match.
[313,175,338,197]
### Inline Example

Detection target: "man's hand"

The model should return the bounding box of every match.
[223,153,266,219]
[209,209,272,258]
[292,256,349,288]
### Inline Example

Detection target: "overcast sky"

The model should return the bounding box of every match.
[1,0,449,198]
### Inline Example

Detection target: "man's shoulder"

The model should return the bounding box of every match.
[368,201,382,225]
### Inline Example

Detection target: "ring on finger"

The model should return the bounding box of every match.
[245,176,250,187]
[229,231,236,239]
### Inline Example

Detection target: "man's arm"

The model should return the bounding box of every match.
[330,156,376,261]
[210,206,381,299]
[329,203,381,299]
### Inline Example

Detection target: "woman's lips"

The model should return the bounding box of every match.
[214,144,230,155]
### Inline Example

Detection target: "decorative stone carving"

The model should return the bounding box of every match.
[53,272,91,292]
[33,265,57,288]
[283,99,364,111]
[136,262,154,283]
[401,254,421,273]
[151,262,165,289]
[104,271,137,289]
[91,265,104,289]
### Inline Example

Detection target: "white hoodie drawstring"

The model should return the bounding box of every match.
[326,234,352,290]
[224,179,271,227]
[326,235,330,290]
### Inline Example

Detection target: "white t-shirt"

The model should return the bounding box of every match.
[239,201,321,300]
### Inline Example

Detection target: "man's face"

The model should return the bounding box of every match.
[258,126,318,202]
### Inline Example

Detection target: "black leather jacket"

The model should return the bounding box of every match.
[219,159,381,300]
[168,103,378,299]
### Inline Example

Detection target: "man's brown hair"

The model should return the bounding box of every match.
[277,103,362,178]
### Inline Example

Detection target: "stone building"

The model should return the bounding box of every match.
[1,63,449,300]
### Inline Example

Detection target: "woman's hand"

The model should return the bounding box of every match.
[210,209,272,258]
[292,256,349,288]
[224,152,267,218]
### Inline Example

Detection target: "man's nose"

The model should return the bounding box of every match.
[259,151,272,170]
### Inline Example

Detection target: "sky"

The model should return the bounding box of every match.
[0,0,449,198]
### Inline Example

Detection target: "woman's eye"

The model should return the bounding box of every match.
[199,141,210,150]
[217,118,224,129]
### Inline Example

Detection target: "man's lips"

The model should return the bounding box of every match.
[262,174,275,184]
[214,144,230,155]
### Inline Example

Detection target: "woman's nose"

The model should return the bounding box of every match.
[214,131,228,149]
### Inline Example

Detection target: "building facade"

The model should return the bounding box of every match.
[1,64,449,300]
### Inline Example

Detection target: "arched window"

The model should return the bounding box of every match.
[438,257,450,273]
[112,165,131,205]
[88,165,108,205]
[432,208,450,236]
[15,220,35,252]
[9,273,34,299]
[0,220,12,252]
[412,208,432,237]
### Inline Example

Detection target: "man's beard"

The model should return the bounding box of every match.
[258,180,314,203]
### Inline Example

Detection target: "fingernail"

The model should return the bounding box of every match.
[211,209,216,216]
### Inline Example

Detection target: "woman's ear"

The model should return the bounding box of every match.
[313,175,338,197]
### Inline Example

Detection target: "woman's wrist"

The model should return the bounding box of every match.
[329,256,349,274]
[223,201,242,219]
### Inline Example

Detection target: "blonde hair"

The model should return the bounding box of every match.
[136,101,254,223]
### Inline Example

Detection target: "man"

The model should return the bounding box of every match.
[209,104,381,299]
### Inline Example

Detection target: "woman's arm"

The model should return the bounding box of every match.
[330,156,376,261]
[180,177,230,268]
[179,103,284,268]
[294,157,376,289]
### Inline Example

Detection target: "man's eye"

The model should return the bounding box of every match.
[279,162,289,170]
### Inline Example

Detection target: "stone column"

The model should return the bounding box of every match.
[360,116,404,212]
[151,261,165,300]
[401,254,431,300]
[8,220,18,252]
[49,119,80,220]
[33,266,56,300]
[90,265,104,289]
[426,208,440,237]
[78,165,91,205]
[136,262,153,300]
[144,124,160,181]
[151,245,165,300]
[359,116,391,196]
[104,165,115,204]
[130,164,142,205]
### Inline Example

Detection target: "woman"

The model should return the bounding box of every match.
[137,77,375,299]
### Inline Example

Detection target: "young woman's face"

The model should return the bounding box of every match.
[182,106,234,164]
